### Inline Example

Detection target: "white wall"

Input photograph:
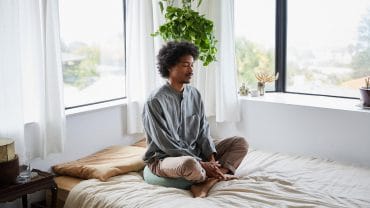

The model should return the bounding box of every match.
[209,97,370,167]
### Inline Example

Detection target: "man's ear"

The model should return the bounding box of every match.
[168,67,173,75]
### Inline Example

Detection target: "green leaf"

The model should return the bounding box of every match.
[159,1,164,13]
[150,31,159,37]
[152,0,218,67]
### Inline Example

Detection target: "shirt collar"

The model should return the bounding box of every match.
[166,82,188,98]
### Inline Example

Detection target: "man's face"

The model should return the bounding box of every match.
[169,55,194,84]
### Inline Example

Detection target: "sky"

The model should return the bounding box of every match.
[59,0,124,45]
[234,0,275,48]
[234,0,370,50]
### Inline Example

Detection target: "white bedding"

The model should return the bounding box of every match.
[64,149,370,208]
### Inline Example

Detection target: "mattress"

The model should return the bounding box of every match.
[64,149,370,208]
[46,176,83,208]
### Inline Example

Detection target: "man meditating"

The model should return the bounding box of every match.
[142,41,248,197]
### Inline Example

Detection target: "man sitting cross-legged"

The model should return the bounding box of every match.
[142,41,249,197]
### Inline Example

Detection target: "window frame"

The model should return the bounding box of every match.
[273,0,360,100]
[61,0,128,110]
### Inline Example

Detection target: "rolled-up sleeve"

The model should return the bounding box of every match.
[143,98,198,158]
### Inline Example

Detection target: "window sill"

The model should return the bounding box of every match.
[239,92,370,113]
[65,98,127,116]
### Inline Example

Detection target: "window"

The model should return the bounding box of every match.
[234,0,276,91]
[59,0,126,108]
[235,0,370,99]
[287,0,370,98]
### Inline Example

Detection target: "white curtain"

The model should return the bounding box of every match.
[0,0,65,162]
[125,0,165,134]
[192,0,240,122]
[125,0,239,134]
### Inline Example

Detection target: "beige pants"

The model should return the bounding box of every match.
[148,136,249,183]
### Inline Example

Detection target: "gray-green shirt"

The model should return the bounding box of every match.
[142,83,216,163]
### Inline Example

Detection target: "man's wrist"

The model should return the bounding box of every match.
[206,153,215,162]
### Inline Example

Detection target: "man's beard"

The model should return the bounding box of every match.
[181,73,193,84]
[182,80,191,84]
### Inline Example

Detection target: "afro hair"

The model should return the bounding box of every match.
[157,41,199,78]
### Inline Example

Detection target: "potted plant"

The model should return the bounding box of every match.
[254,71,279,96]
[152,0,217,66]
[360,76,370,107]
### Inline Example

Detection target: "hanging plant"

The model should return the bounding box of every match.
[152,0,217,66]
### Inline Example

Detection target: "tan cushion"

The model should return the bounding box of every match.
[132,138,147,148]
[54,175,83,191]
[52,146,146,181]
[47,176,83,207]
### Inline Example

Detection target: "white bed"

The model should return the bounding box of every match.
[64,149,370,208]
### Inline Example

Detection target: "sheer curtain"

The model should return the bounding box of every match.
[125,0,239,134]
[125,0,164,134]
[192,0,240,122]
[0,0,65,162]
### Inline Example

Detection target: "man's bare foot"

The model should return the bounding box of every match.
[223,174,238,181]
[190,178,219,198]
[219,167,230,174]
[218,167,238,180]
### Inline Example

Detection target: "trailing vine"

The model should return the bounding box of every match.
[152,0,217,66]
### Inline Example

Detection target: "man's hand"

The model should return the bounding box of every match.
[200,161,226,180]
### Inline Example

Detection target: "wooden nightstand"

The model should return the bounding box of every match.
[0,169,57,208]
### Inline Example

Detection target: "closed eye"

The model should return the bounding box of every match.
[182,63,194,68]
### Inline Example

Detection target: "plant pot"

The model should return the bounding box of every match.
[360,87,370,107]
[257,82,265,96]
[0,154,19,185]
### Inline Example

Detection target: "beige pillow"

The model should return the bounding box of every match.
[132,138,147,148]
[52,145,146,181]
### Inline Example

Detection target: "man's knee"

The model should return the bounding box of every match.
[235,136,249,147]
[181,156,198,169]
[233,136,249,153]
[181,156,206,181]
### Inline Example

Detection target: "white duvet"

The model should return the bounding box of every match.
[65,149,370,208]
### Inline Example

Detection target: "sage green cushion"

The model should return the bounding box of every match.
[143,166,193,190]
